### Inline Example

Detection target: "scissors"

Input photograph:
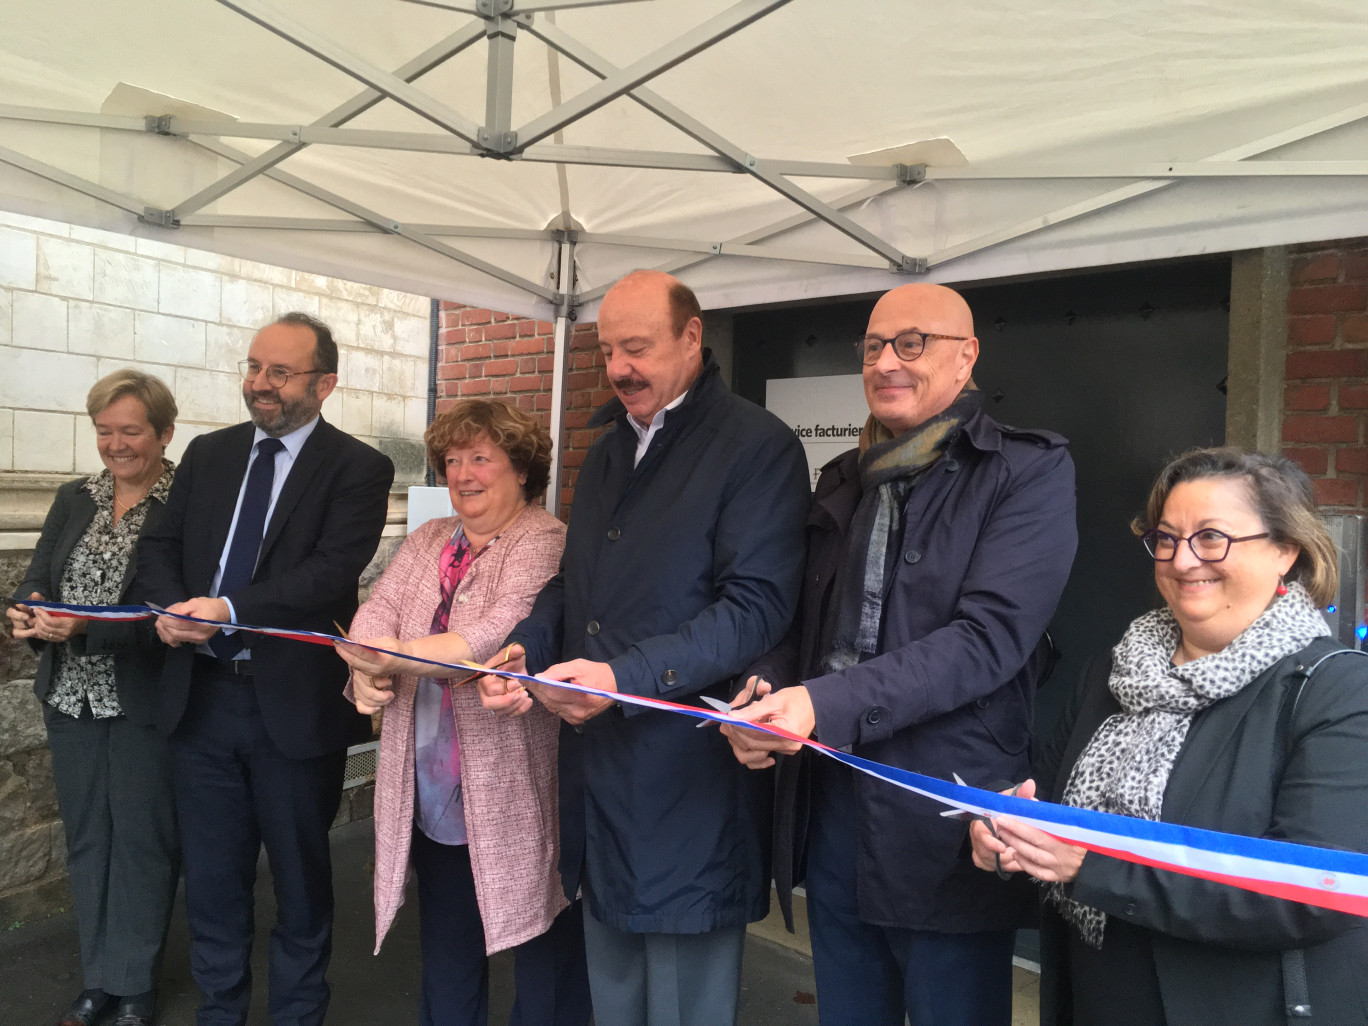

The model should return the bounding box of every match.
[941,774,1022,880]
[695,675,767,727]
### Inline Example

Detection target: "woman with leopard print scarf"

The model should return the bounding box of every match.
[970,447,1368,1026]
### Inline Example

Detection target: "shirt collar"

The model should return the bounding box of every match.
[626,389,688,441]
[253,415,319,458]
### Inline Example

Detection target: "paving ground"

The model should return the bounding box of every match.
[0,818,1038,1025]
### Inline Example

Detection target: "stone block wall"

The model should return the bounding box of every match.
[1282,239,1368,512]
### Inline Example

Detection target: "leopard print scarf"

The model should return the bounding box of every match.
[1049,582,1330,947]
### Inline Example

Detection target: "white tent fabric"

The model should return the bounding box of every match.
[3,0,1368,321]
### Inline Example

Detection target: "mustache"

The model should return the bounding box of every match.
[611,376,648,392]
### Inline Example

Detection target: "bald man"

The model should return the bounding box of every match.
[484,271,811,1026]
[722,284,1078,1026]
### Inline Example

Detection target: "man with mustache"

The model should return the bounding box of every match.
[721,283,1078,1026]
[138,313,393,1026]
[480,271,811,1026]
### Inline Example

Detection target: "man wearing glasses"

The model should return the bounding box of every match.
[722,283,1078,1026]
[139,312,393,1026]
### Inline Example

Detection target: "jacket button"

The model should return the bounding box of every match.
[1124,902,1138,916]
[944,458,960,472]
[904,550,921,564]
[661,669,679,686]
[586,620,600,636]
[976,697,990,709]
[865,708,882,725]
[607,526,621,541]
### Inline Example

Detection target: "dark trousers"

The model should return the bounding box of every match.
[44,704,179,997]
[806,765,1014,1026]
[409,827,591,1026]
[170,663,345,1026]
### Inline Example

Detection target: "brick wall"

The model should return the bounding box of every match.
[1283,239,1368,511]
[436,303,608,515]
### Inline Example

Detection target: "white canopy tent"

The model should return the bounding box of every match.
[4,0,1368,501]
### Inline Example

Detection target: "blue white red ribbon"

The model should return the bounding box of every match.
[15,597,1368,919]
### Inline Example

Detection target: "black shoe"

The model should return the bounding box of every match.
[111,990,156,1026]
[57,990,115,1026]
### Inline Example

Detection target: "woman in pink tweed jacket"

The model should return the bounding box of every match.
[339,400,588,1026]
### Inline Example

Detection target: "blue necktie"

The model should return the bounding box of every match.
[209,437,285,660]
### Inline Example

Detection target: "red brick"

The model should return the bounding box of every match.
[485,322,517,340]
[439,326,467,344]
[460,342,493,360]
[460,378,492,395]
[1285,446,1329,475]
[1287,350,1368,379]
[1282,415,1359,443]
[590,389,616,406]
[1335,448,1368,475]
[534,393,551,411]
[436,362,467,380]
[518,357,537,373]
[536,356,554,373]
[1314,477,1359,506]
[1287,284,1368,315]
[512,337,549,355]
[1342,314,1368,344]
[509,375,543,392]
[490,379,509,394]
[567,370,601,390]
[1285,384,1330,411]
[1344,251,1368,282]
[494,342,514,358]
[462,308,493,325]
[536,321,555,335]
[1291,253,1340,285]
[492,312,509,323]
[479,358,516,376]
[1288,315,1336,346]
[1339,384,1368,410]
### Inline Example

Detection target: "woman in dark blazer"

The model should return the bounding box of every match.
[6,370,179,1026]
[971,447,1368,1025]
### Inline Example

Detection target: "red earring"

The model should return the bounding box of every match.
[1276,576,1289,597]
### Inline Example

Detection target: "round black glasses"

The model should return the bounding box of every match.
[1140,528,1270,563]
[855,330,970,366]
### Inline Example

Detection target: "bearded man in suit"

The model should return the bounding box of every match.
[138,312,394,1026]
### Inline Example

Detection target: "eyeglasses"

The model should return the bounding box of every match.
[238,360,329,389]
[856,330,971,366]
[1140,528,1270,563]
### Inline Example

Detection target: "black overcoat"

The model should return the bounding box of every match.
[510,355,812,933]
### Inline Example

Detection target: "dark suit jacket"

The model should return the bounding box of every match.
[136,417,394,760]
[1038,640,1368,1026]
[16,476,169,727]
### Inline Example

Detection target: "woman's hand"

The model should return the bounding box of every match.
[350,670,396,715]
[476,645,535,718]
[336,637,409,677]
[7,593,84,642]
[6,593,41,640]
[968,779,1087,883]
[719,680,813,770]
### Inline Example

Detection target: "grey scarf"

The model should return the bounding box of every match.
[1050,583,1330,947]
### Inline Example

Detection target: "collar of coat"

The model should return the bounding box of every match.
[588,349,723,430]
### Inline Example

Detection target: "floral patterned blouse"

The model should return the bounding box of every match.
[48,459,175,719]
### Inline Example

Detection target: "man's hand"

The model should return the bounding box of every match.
[155,597,231,646]
[531,659,617,726]
[336,637,408,678]
[719,683,815,769]
[350,670,395,715]
[476,644,535,717]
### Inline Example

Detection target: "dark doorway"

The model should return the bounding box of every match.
[731,257,1231,738]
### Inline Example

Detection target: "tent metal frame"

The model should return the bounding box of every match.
[4,0,1368,509]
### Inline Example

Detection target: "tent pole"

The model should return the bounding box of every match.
[547,236,576,518]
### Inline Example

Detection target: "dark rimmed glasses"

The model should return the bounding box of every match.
[855,330,971,366]
[238,360,329,389]
[1140,528,1270,563]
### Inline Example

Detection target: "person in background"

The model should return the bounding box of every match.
[7,370,180,1026]
[723,283,1077,1026]
[137,312,394,1026]
[479,270,811,1026]
[971,447,1368,1026]
[336,399,589,1026]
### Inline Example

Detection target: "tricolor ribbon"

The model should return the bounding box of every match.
[15,597,1368,918]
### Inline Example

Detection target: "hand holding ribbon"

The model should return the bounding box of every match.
[720,679,815,769]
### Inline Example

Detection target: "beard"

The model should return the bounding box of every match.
[244,385,321,436]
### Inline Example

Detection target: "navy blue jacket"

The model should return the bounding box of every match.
[755,408,1077,932]
[509,355,811,932]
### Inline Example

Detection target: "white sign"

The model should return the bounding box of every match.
[765,374,867,487]
[407,485,454,533]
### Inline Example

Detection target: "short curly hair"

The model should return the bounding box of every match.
[425,400,553,501]
[1133,446,1338,606]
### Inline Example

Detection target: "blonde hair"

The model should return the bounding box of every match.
[86,369,178,435]
[1132,447,1338,606]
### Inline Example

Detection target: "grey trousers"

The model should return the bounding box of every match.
[582,907,746,1026]
[45,704,179,996]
